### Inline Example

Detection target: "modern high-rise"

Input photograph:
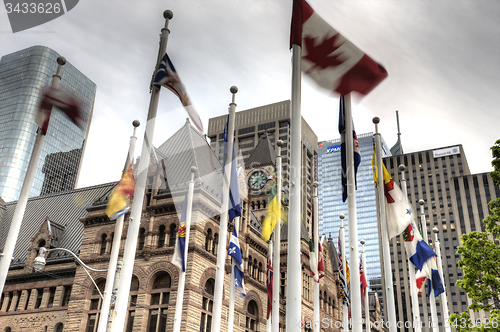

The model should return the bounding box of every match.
[384,145,500,331]
[207,100,318,222]
[318,132,392,285]
[0,46,95,202]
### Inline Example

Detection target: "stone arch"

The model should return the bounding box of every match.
[243,290,263,320]
[146,261,179,290]
[94,226,115,242]
[202,221,216,234]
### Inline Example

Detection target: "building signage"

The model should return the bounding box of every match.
[326,145,341,153]
[433,146,460,158]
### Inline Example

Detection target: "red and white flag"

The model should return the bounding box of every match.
[290,0,388,96]
[317,235,325,281]
[36,87,84,135]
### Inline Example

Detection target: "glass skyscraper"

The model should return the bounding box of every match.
[0,46,95,202]
[318,132,391,284]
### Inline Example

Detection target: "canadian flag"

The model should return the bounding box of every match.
[290,0,388,96]
[35,87,84,135]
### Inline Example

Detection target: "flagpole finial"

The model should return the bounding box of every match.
[190,166,197,174]
[432,227,438,233]
[163,10,173,19]
[230,86,238,94]
[372,117,380,124]
[277,140,283,147]
[360,240,365,245]
[312,182,318,188]
[398,164,405,172]
[339,214,345,219]
[132,120,140,128]
[418,199,425,206]
[56,57,66,66]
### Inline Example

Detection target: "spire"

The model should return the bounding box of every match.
[244,131,277,168]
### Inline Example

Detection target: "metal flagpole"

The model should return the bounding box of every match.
[173,167,197,332]
[266,239,273,332]
[373,117,397,332]
[212,86,238,331]
[228,216,240,332]
[0,56,65,295]
[344,94,362,332]
[399,164,422,332]
[288,41,303,332]
[433,227,451,332]
[360,240,370,332]
[340,214,348,332]
[313,182,320,332]
[97,120,140,332]
[419,200,439,332]
[272,140,283,332]
[110,11,173,332]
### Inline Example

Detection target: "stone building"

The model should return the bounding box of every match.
[0,120,382,332]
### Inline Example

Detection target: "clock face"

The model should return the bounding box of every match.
[248,171,267,190]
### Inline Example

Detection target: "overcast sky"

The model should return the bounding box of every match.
[1,0,499,189]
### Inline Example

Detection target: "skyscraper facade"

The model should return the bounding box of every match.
[318,132,391,285]
[0,46,95,202]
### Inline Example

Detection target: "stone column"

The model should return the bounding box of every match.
[16,289,29,311]
[8,291,19,312]
[0,292,10,312]
[40,287,50,309]
[53,285,65,307]
[26,288,37,310]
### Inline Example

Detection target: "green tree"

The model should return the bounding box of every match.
[449,140,500,331]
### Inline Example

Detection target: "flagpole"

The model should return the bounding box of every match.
[312,182,320,332]
[267,239,273,332]
[212,86,238,331]
[110,11,172,332]
[344,94,362,332]
[360,240,370,332]
[432,227,451,332]
[288,42,302,332]
[228,216,240,332]
[373,117,398,332]
[0,56,66,295]
[272,140,283,332]
[418,199,439,332]
[419,200,439,332]
[399,164,422,332]
[340,214,348,332]
[97,120,140,332]
[172,166,197,332]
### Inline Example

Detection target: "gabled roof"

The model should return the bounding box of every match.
[244,132,277,168]
[0,182,116,266]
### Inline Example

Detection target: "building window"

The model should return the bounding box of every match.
[47,287,56,308]
[5,328,11,332]
[158,225,166,248]
[200,278,215,332]
[34,288,43,309]
[54,323,64,332]
[61,286,72,307]
[212,233,219,255]
[138,228,145,250]
[126,276,140,332]
[246,300,259,331]
[205,229,213,252]
[148,272,171,332]
[169,224,177,247]
[86,279,106,332]
[303,273,310,301]
[100,234,107,255]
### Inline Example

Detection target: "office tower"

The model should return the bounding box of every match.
[318,132,391,286]
[207,100,318,222]
[384,145,500,331]
[0,46,95,202]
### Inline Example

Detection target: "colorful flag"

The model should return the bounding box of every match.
[402,221,436,271]
[415,266,428,295]
[153,53,203,132]
[426,258,445,298]
[266,247,273,319]
[222,116,242,223]
[228,227,246,296]
[106,163,136,220]
[36,87,84,135]
[317,235,325,281]
[172,195,188,272]
[373,150,412,238]
[290,0,388,96]
[261,170,280,241]
[337,235,350,305]
[339,96,361,202]
[359,260,368,298]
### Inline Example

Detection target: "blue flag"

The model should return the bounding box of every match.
[223,116,242,223]
[339,96,361,203]
[172,195,188,272]
[228,227,246,296]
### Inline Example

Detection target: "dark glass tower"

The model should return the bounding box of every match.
[0,46,95,202]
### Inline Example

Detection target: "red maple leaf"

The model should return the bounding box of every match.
[303,33,345,72]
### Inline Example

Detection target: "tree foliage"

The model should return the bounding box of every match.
[449,140,500,330]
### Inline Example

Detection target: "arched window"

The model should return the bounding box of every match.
[323,291,328,312]
[158,225,166,248]
[248,255,253,274]
[246,300,259,331]
[200,278,215,332]
[126,276,140,332]
[100,234,107,255]
[138,228,145,250]
[205,229,213,252]
[148,272,171,332]
[328,297,332,315]
[257,201,261,209]
[262,200,266,209]
[252,259,258,279]
[54,323,64,332]
[5,327,11,332]
[212,233,218,255]
[251,201,255,210]
[169,224,177,247]
[258,262,263,282]
[86,279,106,332]
[38,239,46,248]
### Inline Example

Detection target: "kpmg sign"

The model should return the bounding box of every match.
[433,146,460,158]
[326,145,341,153]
